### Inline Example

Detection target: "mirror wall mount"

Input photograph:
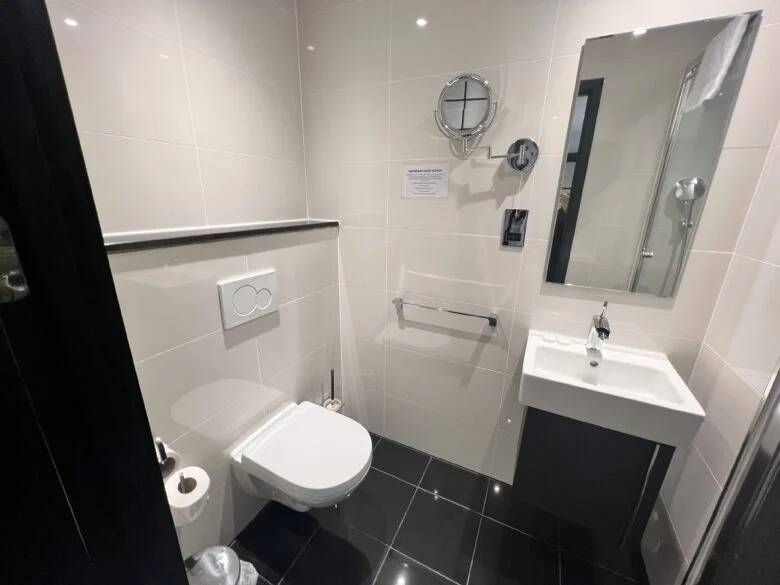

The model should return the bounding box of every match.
[434,73,539,172]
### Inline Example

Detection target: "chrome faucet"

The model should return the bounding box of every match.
[585,301,611,362]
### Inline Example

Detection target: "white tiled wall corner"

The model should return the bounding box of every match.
[48,0,307,234]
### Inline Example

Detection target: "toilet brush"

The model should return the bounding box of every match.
[323,368,343,413]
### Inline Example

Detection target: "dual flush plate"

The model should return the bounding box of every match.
[217,269,278,330]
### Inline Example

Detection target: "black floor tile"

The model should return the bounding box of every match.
[283,519,387,585]
[561,553,637,585]
[420,458,489,512]
[469,517,560,585]
[375,549,454,585]
[372,439,431,484]
[369,432,381,449]
[309,468,416,544]
[482,480,560,545]
[559,521,648,584]
[232,502,319,585]
[393,491,480,584]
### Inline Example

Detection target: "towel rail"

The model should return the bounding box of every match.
[392,297,498,327]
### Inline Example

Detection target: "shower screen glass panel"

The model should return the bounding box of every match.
[544,13,761,297]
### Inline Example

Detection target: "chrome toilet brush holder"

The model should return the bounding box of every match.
[322,368,343,413]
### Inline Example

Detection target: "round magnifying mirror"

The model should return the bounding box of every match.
[435,73,497,142]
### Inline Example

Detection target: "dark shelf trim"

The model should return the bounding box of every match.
[104,219,340,254]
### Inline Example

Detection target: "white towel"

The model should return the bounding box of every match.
[683,14,750,113]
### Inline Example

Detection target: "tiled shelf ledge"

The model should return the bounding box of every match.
[104,219,339,254]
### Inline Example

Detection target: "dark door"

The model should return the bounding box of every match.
[1,2,187,584]
[1,318,97,584]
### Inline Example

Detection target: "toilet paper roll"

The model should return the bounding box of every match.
[165,466,210,527]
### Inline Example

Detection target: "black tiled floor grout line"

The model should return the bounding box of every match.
[370,456,433,585]
[277,525,320,585]
[387,547,461,585]
[464,485,491,585]
[371,462,645,585]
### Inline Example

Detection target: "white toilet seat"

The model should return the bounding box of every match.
[232,402,372,507]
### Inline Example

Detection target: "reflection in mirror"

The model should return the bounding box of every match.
[545,13,761,297]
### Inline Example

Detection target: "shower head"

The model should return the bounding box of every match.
[673,177,707,202]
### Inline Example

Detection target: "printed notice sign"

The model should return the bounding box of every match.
[403,164,449,198]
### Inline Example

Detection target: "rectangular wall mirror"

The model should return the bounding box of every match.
[545,13,761,297]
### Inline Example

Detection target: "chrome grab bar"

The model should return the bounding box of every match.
[392,297,498,327]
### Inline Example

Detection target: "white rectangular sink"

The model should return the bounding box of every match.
[519,330,705,448]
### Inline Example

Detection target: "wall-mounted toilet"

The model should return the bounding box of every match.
[230,401,372,512]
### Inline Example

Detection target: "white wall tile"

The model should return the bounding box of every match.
[186,50,303,159]
[298,0,390,94]
[178,0,300,91]
[80,133,205,233]
[246,228,339,305]
[387,231,521,309]
[109,242,245,361]
[491,431,521,484]
[342,339,386,395]
[389,0,557,80]
[705,255,780,393]
[343,387,386,437]
[70,0,179,41]
[341,286,387,343]
[385,291,511,373]
[306,162,388,227]
[134,331,261,441]
[338,227,388,288]
[198,150,307,224]
[388,159,525,235]
[303,84,389,162]
[737,147,780,265]
[667,446,722,560]
[48,0,194,143]
[693,147,768,252]
[385,347,505,426]
[266,343,337,406]
[251,286,339,380]
[689,344,761,484]
[385,396,495,475]
[723,24,780,148]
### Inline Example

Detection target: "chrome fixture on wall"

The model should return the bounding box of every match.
[393,296,498,328]
[434,73,539,172]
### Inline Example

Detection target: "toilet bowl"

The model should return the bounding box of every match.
[230,401,372,512]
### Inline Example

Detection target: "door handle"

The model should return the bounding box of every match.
[0,217,30,304]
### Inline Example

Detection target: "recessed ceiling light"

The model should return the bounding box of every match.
[632,27,647,36]
[416,17,428,28]
[64,17,78,27]
[306,45,315,51]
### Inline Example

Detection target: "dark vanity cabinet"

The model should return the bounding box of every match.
[513,408,674,544]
